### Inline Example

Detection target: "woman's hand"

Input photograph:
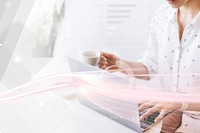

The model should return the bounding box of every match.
[139,101,182,123]
[98,52,120,71]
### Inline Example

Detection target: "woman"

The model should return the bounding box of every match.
[99,0,200,132]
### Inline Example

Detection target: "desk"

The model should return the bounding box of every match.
[0,58,161,133]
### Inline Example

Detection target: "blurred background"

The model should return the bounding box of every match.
[0,0,165,89]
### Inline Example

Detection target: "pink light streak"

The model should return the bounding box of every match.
[0,72,200,106]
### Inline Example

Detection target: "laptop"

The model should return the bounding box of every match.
[67,57,160,133]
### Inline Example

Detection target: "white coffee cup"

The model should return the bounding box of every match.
[82,51,100,66]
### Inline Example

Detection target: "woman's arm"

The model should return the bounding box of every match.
[186,102,200,112]
[120,60,149,80]
[98,52,149,80]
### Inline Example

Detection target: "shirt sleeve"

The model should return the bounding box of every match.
[138,18,159,78]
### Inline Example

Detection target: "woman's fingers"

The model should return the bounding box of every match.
[98,60,108,65]
[139,101,156,111]
[139,101,181,125]
[101,51,116,60]
[138,100,149,106]
[98,54,108,69]
[98,51,119,70]
[140,105,159,120]
[154,110,167,123]
[99,54,107,62]
[98,60,113,69]
[101,51,119,64]
[99,64,107,69]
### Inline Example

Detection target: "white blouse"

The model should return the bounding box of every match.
[139,5,200,94]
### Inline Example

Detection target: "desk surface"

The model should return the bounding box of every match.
[0,58,161,133]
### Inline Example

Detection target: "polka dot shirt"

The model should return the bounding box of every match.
[139,5,200,94]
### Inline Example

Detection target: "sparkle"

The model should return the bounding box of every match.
[19,111,24,115]
[38,102,44,107]
[14,56,21,62]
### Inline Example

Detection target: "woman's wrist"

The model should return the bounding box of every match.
[115,59,134,76]
[178,102,189,111]
[174,102,189,111]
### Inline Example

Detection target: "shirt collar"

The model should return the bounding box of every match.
[167,7,200,30]
[191,11,200,30]
[167,7,178,23]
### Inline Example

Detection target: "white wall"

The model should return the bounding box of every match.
[54,0,166,61]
